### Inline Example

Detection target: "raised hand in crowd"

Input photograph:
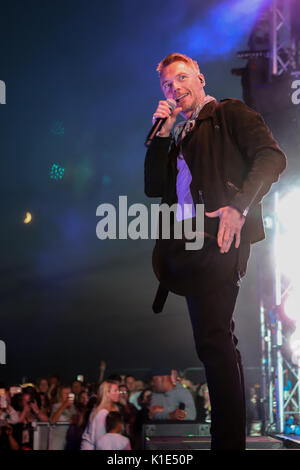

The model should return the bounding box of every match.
[99,360,107,384]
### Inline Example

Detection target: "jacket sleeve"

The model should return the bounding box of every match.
[144,135,172,197]
[225,99,286,216]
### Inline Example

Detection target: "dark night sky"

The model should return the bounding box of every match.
[0,0,279,385]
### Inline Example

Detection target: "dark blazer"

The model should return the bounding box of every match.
[144,99,286,309]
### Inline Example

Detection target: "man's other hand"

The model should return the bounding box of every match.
[205,206,245,253]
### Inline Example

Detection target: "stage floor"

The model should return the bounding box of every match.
[275,434,300,449]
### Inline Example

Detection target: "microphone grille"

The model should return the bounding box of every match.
[167,98,177,113]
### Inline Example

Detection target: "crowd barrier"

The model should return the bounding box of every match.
[32,421,70,450]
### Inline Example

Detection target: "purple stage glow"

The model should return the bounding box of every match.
[173,0,271,59]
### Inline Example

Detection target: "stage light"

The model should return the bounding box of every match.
[49,163,65,181]
[275,187,300,283]
[290,331,300,364]
[263,215,273,229]
[277,188,300,234]
[175,0,271,58]
[284,289,300,323]
[23,212,32,224]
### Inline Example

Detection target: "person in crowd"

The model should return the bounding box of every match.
[35,378,51,418]
[181,378,197,394]
[50,385,76,424]
[98,360,107,384]
[195,383,211,423]
[13,387,48,449]
[120,374,126,386]
[171,369,182,385]
[0,388,20,450]
[138,388,153,413]
[78,390,90,406]
[245,383,264,436]
[125,375,136,396]
[50,385,76,450]
[71,380,84,402]
[36,377,49,395]
[0,389,19,425]
[118,385,138,441]
[125,375,142,410]
[107,374,122,385]
[80,380,120,450]
[19,387,49,422]
[132,388,153,449]
[65,390,90,450]
[95,411,131,450]
[47,375,60,405]
[0,423,20,450]
[130,383,145,411]
[135,380,146,390]
[150,370,196,420]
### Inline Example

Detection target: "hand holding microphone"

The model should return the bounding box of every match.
[145,99,182,147]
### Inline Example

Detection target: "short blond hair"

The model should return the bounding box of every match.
[156,53,200,76]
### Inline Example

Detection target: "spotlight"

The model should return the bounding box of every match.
[263,215,273,229]
[276,187,300,284]
[49,163,65,181]
[284,290,300,323]
[23,212,32,224]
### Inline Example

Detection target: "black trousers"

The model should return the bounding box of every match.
[185,242,250,451]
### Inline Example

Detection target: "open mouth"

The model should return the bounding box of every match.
[176,93,189,103]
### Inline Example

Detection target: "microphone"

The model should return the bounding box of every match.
[145,98,177,147]
[178,402,186,410]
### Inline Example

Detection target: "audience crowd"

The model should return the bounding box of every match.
[0,361,265,450]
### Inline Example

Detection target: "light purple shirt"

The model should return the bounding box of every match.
[175,96,216,222]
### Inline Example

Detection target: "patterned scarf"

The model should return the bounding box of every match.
[174,95,216,145]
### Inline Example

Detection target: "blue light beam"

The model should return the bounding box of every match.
[173,0,271,60]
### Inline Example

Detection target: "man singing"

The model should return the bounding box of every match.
[144,53,286,450]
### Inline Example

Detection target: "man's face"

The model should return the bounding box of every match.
[160,61,205,117]
[143,390,152,406]
[79,392,89,405]
[152,376,166,393]
[22,393,31,406]
[61,387,71,402]
[39,379,48,394]
[125,376,136,392]
[49,376,59,387]
[72,381,82,395]
[118,386,129,402]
